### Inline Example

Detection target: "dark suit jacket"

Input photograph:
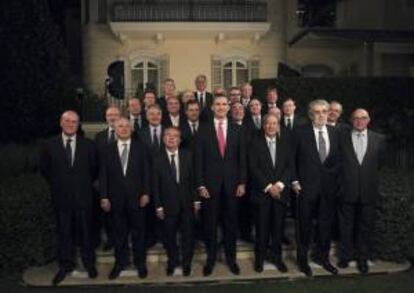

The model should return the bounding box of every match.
[157,96,167,112]
[340,129,386,204]
[292,124,341,201]
[180,120,199,152]
[162,113,187,128]
[195,120,247,197]
[249,134,292,204]
[95,128,112,159]
[99,139,150,210]
[280,114,308,132]
[152,148,196,216]
[40,135,97,211]
[129,114,148,134]
[137,125,165,157]
[194,91,213,122]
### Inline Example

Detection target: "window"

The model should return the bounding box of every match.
[131,60,159,97]
[211,56,260,90]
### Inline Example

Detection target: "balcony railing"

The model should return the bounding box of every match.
[111,3,267,22]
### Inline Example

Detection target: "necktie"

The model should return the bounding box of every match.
[109,129,115,143]
[356,133,365,164]
[134,118,140,131]
[199,93,204,108]
[191,122,197,135]
[65,138,73,167]
[120,143,128,174]
[217,121,226,158]
[255,117,261,129]
[170,153,178,183]
[287,118,292,130]
[268,139,276,167]
[152,127,160,149]
[318,130,327,163]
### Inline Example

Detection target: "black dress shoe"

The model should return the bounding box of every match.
[228,263,240,275]
[166,264,175,276]
[298,262,313,277]
[52,269,69,286]
[203,264,214,276]
[108,266,123,280]
[321,260,338,275]
[102,242,114,251]
[274,258,288,273]
[183,266,191,276]
[254,260,264,273]
[87,266,98,279]
[337,259,349,269]
[357,260,369,274]
[138,267,148,278]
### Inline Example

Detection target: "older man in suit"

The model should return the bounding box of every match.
[153,127,199,276]
[94,105,121,251]
[249,113,292,273]
[195,95,247,276]
[40,111,98,285]
[291,99,341,277]
[337,109,386,274]
[194,74,213,122]
[99,117,150,279]
[128,97,147,135]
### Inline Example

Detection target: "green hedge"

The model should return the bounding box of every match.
[372,168,414,262]
[0,174,55,275]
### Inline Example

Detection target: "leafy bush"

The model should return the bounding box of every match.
[0,174,56,275]
[372,168,414,262]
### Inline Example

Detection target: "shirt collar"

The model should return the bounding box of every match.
[62,133,76,142]
[117,138,131,148]
[265,135,276,143]
[166,148,178,157]
[214,117,228,126]
[313,124,328,133]
[353,129,368,136]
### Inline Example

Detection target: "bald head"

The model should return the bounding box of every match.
[60,111,79,136]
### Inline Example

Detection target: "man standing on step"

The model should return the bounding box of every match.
[40,111,98,285]
[249,113,292,273]
[337,109,386,274]
[195,95,247,276]
[99,117,150,279]
[291,99,341,277]
[153,126,199,276]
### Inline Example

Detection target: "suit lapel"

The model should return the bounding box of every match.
[224,123,235,159]
[209,122,222,158]
[346,131,360,165]
[307,126,321,164]
[111,143,124,177]
[361,130,374,166]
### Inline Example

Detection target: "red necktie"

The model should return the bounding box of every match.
[217,121,226,158]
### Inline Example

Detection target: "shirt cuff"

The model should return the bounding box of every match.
[156,207,164,211]
[264,184,273,193]
[291,180,299,186]
[275,181,285,191]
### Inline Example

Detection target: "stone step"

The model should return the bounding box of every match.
[23,257,411,287]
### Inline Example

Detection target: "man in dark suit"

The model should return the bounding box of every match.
[261,86,279,115]
[249,113,292,273]
[231,100,258,242]
[337,109,386,274]
[180,100,201,152]
[128,97,147,135]
[138,104,165,248]
[40,111,98,285]
[244,98,263,132]
[291,99,341,277]
[240,82,253,109]
[153,127,199,276]
[195,95,247,276]
[158,78,176,112]
[281,97,307,132]
[99,117,150,279]
[162,96,186,128]
[94,105,121,251]
[327,100,350,133]
[193,74,213,122]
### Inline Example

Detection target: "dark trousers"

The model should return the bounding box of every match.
[338,201,376,261]
[162,207,194,268]
[202,185,238,266]
[56,209,95,271]
[296,191,336,262]
[238,189,253,241]
[112,204,146,269]
[254,198,286,264]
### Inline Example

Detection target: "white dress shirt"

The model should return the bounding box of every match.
[188,120,199,133]
[352,129,368,164]
[169,114,180,127]
[263,135,285,193]
[313,125,330,155]
[149,124,162,143]
[166,148,180,183]
[62,133,76,165]
[117,139,131,175]
[214,118,228,141]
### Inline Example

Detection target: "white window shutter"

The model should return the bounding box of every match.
[211,56,222,90]
[248,59,260,82]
